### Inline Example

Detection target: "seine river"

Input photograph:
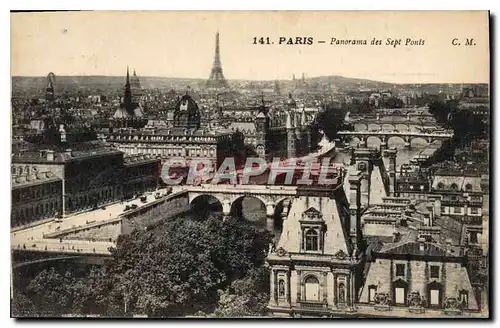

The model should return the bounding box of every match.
[231,121,443,228]
[229,124,441,225]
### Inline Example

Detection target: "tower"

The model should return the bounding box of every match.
[206,31,229,89]
[45,72,55,102]
[255,95,270,158]
[286,111,296,159]
[124,66,133,115]
[130,69,143,105]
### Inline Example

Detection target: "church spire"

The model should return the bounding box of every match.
[124,66,133,114]
[126,66,130,87]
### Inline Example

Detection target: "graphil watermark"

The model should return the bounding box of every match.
[160,157,343,186]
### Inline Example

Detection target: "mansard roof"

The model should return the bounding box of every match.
[379,241,449,257]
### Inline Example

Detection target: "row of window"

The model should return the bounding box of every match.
[442,206,480,214]
[395,263,440,279]
[436,182,474,191]
[122,146,216,157]
[13,182,61,202]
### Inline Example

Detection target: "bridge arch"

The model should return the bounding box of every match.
[381,123,396,131]
[367,123,383,131]
[394,123,410,132]
[229,195,267,226]
[190,194,224,219]
[410,137,431,147]
[365,135,382,147]
[354,123,368,131]
[386,135,407,145]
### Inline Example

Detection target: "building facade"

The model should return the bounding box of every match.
[106,93,244,168]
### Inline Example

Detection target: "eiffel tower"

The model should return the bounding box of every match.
[206,31,229,89]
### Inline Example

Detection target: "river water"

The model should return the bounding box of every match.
[193,117,444,232]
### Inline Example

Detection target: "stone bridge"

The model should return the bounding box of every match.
[347,112,437,132]
[186,184,298,215]
[337,130,454,149]
[184,184,299,230]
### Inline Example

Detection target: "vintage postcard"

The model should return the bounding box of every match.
[10,11,490,318]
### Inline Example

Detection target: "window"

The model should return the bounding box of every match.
[305,229,319,251]
[459,290,469,309]
[430,265,440,279]
[368,285,377,303]
[471,207,479,215]
[304,276,320,302]
[465,184,472,191]
[451,196,458,201]
[453,207,462,214]
[437,182,444,189]
[396,264,405,277]
[451,183,458,190]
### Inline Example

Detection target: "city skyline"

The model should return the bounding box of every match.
[11,11,489,84]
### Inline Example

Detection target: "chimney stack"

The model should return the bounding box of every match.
[46,150,54,161]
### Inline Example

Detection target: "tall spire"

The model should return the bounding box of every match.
[206,31,229,89]
[124,66,133,114]
[126,66,130,87]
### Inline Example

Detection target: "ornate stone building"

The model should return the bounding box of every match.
[11,106,161,225]
[230,94,314,160]
[106,92,244,168]
[267,147,484,317]
[267,174,363,317]
[112,67,147,128]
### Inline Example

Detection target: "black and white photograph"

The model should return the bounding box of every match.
[9,10,490,319]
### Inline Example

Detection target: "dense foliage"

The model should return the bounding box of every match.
[12,214,273,317]
[315,102,353,142]
[422,100,488,166]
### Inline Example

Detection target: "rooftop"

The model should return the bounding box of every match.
[12,170,61,189]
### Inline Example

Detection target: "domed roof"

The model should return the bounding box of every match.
[286,93,297,108]
[173,93,201,129]
[174,94,199,112]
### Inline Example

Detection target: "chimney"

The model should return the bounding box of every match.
[423,213,430,226]
[46,150,54,161]
[445,239,452,254]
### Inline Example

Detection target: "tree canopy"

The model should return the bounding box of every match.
[12,214,273,318]
[314,102,353,142]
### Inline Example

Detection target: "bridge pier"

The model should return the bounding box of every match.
[380,137,388,150]
[384,148,398,197]
[404,141,411,149]
[266,203,275,234]
[222,200,231,221]
[359,137,367,148]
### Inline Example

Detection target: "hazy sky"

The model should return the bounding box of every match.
[11,11,489,83]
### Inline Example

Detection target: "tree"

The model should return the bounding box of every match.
[102,214,272,317]
[382,97,404,109]
[315,102,352,142]
[423,100,487,167]
[212,266,270,317]
[11,292,35,317]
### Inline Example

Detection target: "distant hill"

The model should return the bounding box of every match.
[11,76,207,97]
[11,75,470,97]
